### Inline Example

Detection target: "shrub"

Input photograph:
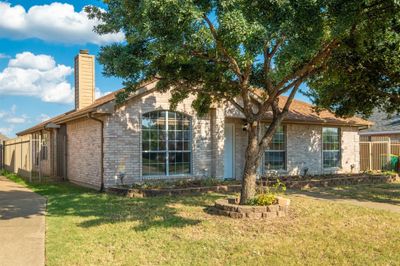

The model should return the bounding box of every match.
[247,193,277,206]
[199,177,220,187]
[247,179,286,206]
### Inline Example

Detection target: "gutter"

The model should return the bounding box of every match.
[87,112,105,192]
[359,130,400,136]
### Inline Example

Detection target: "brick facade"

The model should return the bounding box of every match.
[232,121,360,179]
[23,90,362,189]
[103,89,214,187]
[66,118,102,189]
[99,92,361,187]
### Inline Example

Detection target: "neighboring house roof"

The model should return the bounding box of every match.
[359,110,400,135]
[17,80,371,136]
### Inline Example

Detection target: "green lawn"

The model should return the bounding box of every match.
[305,182,400,205]
[4,172,400,265]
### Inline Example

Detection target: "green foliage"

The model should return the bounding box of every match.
[248,179,286,206]
[198,177,220,187]
[131,177,237,189]
[307,1,400,117]
[247,193,277,206]
[86,0,400,116]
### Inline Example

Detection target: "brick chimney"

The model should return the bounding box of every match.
[74,49,95,110]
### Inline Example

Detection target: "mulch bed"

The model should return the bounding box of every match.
[260,173,399,189]
[106,173,399,198]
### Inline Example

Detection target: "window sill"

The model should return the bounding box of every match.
[142,174,195,179]
[323,167,342,171]
[264,169,288,175]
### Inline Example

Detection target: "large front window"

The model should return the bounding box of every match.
[142,111,191,176]
[264,126,286,171]
[322,127,341,168]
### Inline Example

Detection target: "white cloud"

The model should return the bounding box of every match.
[0,105,28,124]
[0,126,13,136]
[10,104,16,114]
[95,87,111,99]
[37,113,51,122]
[5,116,27,124]
[0,2,124,45]
[9,52,55,71]
[0,52,74,103]
[0,53,9,59]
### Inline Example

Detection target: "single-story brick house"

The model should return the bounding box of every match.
[16,51,371,190]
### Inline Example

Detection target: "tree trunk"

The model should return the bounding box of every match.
[240,124,262,204]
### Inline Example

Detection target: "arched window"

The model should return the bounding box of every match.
[142,111,192,176]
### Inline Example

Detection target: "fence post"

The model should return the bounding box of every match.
[369,142,372,171]
[29,137,32,182]
[388,138,391,170]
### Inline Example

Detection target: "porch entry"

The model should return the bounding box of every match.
[224,123,235,179]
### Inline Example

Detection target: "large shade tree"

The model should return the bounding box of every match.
[87,0,400,204]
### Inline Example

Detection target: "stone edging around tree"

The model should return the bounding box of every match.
[211,197,290,219]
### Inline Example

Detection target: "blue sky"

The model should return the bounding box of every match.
[0,0,310,137]
[0,0,124,137]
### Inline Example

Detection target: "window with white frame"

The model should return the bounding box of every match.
[322,127,341,168]
[264,125,286,171]
[142,111,191,176]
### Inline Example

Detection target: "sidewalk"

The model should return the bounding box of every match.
[0,176,46,266]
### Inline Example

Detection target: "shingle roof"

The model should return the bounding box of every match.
[277,96,371,126]
[17,81,371,135]
[360,110,400,134]
[16,89,124,136]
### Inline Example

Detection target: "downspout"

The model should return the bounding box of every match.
[88,113,105,192]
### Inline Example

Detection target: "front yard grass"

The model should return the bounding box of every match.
[3,172,400,265]
[304,182,400,205]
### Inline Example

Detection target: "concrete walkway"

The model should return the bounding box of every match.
[290,190,400,214]
[0,176,46,266]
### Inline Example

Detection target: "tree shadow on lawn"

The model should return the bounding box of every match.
[288,182,400,206]
[34,183,225,231]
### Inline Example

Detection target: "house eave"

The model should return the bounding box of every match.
[359,130,400,136]
[225,116,370,128]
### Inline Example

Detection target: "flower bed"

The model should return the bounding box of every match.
[261,173,398,189]
[106,184,242,198]
[212,197,290,219]
[106,173,398,198]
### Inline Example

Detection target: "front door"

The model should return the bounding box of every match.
[224,123,234,179]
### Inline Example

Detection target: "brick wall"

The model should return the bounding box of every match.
[67,118,102,189]
[103,89,214,187]
[210,107,225,179]
[233,122,361,178]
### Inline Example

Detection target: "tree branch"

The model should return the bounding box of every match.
[275,39,339,93]
[258,79,302,151]
[228,98,245,113]
[203,15,243,79]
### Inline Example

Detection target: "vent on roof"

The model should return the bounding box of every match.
[74,50,95,110]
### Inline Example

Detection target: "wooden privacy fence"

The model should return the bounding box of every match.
[3,135,33,178]
[2,135,46,181]
[360,137,400,171]
[0,143,3,169]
